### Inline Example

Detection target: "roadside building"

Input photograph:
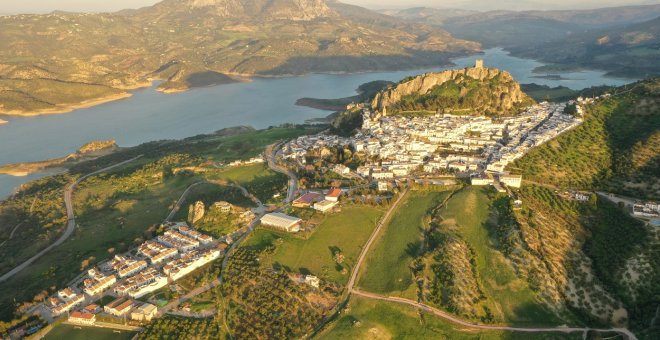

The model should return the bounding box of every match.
[83,304,101,314]
[313,200,338,213]
[104,297,135,317]
[260,213,302,233]
[131,303,158,322]
[499,174,522,188]
[325,188,342,202]
[292,192,323,208]
[115,268,168,298]
[471,174,493,186]
[69,311,96,325]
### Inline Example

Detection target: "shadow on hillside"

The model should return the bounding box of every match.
[257,50,470,77]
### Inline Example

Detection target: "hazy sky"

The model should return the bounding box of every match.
[0,0,655,14]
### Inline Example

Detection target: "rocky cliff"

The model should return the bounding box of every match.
[371,66,534,116]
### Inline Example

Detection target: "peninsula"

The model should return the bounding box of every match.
[0,140,119,177]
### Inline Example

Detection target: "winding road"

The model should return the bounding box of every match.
[342,188,638,340]
[265,143,298,203]
[351,290,637,340]
[0,155,143,283]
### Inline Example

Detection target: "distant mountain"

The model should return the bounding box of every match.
[0,0,479,116]
[384,4,660,78]
[511,16,660,78]
[378,7,479,26]
[385,4,660,49]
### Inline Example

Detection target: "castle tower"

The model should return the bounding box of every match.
[475,59,484,69]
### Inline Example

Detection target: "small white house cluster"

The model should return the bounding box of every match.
[227,156,265,168]
[46,223,222,317]
[633,201,660,218]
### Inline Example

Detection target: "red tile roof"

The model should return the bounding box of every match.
[70,311,95,319]
[326,188,341,198]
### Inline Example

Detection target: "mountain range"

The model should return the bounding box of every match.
[384,4,660,77]
[0,0,479,116]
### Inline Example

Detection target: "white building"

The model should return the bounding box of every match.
[83,274,117,296]
[131,303,158,322]
[499,174,522,188]
[313,200,338,213]
[69,312,96,325]
[260,213,302,233]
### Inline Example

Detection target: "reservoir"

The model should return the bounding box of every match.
[0,48,637,198]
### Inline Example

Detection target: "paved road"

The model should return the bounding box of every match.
[596,191,637,208]
[0,155,143,283]
[351,290,637,340]
[266,143,298,203]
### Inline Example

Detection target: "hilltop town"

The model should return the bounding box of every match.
[283,62,607,188]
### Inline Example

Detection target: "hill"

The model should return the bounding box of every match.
[510,16,660,78]
[384,5,660,78]
[510,78,660,200]
[386,5,660,47]
[370,65,534,116]
[0,0,479,116]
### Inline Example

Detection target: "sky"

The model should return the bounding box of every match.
[0,0,655,14]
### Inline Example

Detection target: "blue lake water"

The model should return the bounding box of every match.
[0,48,637,198]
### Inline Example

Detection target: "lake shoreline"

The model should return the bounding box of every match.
[0,92,133,118]
[0,141,120,177]
[0,60,462,118]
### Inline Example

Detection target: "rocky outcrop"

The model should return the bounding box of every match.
[371,66,533,116]
[76,140,118,155]
[189,201,206,224]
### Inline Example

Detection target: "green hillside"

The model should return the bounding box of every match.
[509,78,660,200]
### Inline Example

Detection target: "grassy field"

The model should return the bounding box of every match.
[438,186,560,325]
[207,164,288,203]
[318,296,581,340]
[244,205,385,285]
[358,190,452,297]
[43,324,136,340]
